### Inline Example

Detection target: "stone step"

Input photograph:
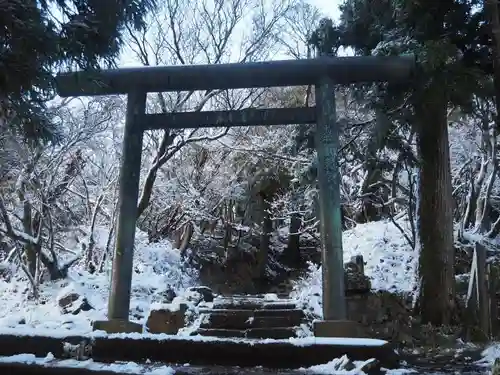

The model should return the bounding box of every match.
[0,333,399,370]
[194,327,299,340]
[211,298,296,310]
[245,327,298,339]
[195,329,246,338]
[200,312,304,330]
[198,309,304,319]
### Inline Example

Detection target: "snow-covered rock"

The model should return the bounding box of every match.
[57,285,94,315]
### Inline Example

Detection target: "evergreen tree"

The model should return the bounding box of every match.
[335,0,490,325]
[0,0,156,141]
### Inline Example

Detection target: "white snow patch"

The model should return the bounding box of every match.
[291,219,417,318]
[300,355,372,374]
[263,293,279,301]
[0,227,197,335]
[89,332,388,347]
[0,325,390,349]
[477,344,500,367]
[149,295,190,313]
[0,353,176,374]
[286,336,388,347]
[384,369,417,374]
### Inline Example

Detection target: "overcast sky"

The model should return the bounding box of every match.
[310,0,340,20]
[119,0,342,67]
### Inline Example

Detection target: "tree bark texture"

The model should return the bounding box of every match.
[415,85,456,325]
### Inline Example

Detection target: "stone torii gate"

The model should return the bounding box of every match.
[56,49,414,336]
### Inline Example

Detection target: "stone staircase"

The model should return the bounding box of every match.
[193,295,306,339]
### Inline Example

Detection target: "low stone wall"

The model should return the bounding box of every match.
[345,292,467,348]
[346,292,414,344]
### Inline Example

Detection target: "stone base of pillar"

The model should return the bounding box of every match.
[313,320,366,338]
[92,319,143,334]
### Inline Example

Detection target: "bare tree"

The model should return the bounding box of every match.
[0,98,122,289]
[123,0,296,233]
[277,1,323,59]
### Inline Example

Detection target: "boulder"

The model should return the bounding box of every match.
[186,286,215,304]
[158,286,177,303]
[146,302,188,334]
[359,358,381,375]
[57,290,93,315]
[184,291,203,306]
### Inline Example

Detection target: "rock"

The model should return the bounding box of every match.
[159,286,176,303]
[57,291,93,315]
[332,355,355,371]
[187,286,215,303]
[185,291,203,305]
[146,302,188,334]
[359,358,380,374]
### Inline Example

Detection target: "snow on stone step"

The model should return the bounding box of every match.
[0,334,398,371]
[199,311,304,330]
[245,327,299,339]
[196,295,304,339]
[194,329,246,338]
[0,357,375,375]
[195,327,299,340]
[211,296,296,310]
[197,308,304,318]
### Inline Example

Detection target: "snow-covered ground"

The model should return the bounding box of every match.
[0,219,417,336]
[342,219,417,293]
[0,228,198,335]
[0,353,395,375]
[292,219,417,318]
[478,343,500,370]
[0,219,417,334]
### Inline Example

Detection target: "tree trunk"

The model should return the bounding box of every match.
[484,0,500,237]
[223,222,232,260]
[179,221,193,259]
[356,166,383,223]
[414,85,456,326]
[284,213,301,265]
[257,192,272,279]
